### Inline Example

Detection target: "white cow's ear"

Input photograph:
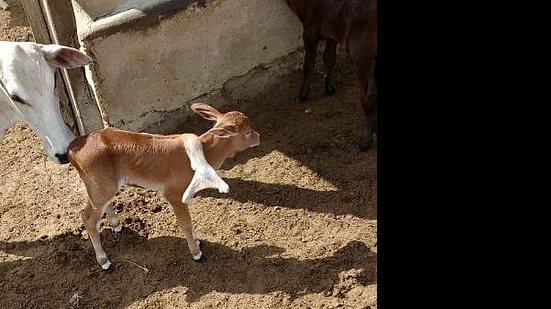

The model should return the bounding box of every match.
[41,44,93,69]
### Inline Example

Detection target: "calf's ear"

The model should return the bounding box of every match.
[40,44,93,69]
[191,103,223,121]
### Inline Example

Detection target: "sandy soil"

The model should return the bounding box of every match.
[0,1,377,308]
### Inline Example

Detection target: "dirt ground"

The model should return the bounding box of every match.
[0,1,377,308]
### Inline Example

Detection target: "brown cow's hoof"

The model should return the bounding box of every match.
[358,143,370,152]
[324,87,336,96]
[296,94,309,103]
[358,139,372,152]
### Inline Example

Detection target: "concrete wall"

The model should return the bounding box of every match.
[75,0,177,20]
[72,0,303,132]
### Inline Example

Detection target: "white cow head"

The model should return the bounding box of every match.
[0,41,92,164]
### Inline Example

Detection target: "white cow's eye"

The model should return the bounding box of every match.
[10,94,30,106]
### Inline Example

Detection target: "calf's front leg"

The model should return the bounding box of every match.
[164,188,203,261]
[81,201,112,270]
[80,180,119,270]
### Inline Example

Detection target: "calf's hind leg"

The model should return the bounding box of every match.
[105,203,122,233]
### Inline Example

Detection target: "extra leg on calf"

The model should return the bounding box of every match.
[181,134,229,204]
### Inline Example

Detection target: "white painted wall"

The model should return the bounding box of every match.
[73,0,303,131]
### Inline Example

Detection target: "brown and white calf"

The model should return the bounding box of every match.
[285,0,377,151]
[68,103,260,270]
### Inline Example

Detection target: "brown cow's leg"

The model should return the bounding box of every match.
[323,39,338,96]
[298,33,319,102]
[360,76,377,151]
[370,57,377,134]
[348,40,376,152]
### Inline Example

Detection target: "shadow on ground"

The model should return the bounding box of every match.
[0,229,376,308]
[150,56,377,220]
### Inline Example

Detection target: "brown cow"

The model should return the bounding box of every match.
[285,0,377,151]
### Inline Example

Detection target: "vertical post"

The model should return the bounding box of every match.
[19,0,78,135]
[19,0,104,135]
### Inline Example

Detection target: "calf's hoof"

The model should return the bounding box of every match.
[101,260,114,273]
[192,251,205,263]
[103,266,114,273]
[113,224,123,233]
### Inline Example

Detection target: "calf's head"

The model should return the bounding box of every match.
[191,103,260,154]
[0,42,92,163]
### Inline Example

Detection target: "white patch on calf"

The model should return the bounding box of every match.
[181,134,230,203]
